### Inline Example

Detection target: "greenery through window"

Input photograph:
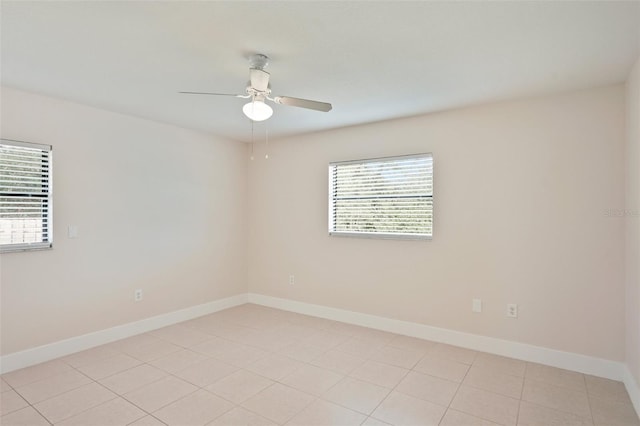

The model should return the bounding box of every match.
[0,139,53,252]
[329,153,433,239]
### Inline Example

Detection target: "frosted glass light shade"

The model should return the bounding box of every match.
[243,100,273,121]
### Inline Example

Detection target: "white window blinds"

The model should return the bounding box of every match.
[329,153,433,239]
[0,139,53,251]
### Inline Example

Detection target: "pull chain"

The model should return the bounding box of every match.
[265,121,269,160]
[250,119,255,160]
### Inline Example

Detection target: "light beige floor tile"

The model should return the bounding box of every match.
[7,305,637,426]
[335,338,384,358]
[211,343,270,368]
[589,395,640,426]
[207,323,256,342]
[525,363,586,392]
[321,321,363,337]
[149,349,208,374]
[521,379,591,419]
[14,369,92,404]
[56,397,146,426]
[0,406,50,425]
[277,323,320,340]
[387,335,436,353]
[34,382,116,423]
[354,328,398,343]
[129,415,167,426]
[430,344,477,365]
[370,345,424,369]
[209,406,278,426]
[350,360,408,389]
[123,375,198,413]
[241,383,315,424]
[450,385,519,426]
[440,409,502,426]
[99,364,168,394]
[323,376,390,415]
[473,353,526,377]
[286,399,366,426]
[361,417,392,426]
[192,338,269,368]
[281,364,344,396]
[310,349,366,375]
[190,336,239,358]
[174,358,238,387]
[153,389,233,426]
[2,360,73,388]
[395,370,459,406]
[62,344,121,368]
[463,365,524,399]
[122,339,183,362]
[76,353,142,380]
[413,353,470,383]
[246,354,305,381]
[517,400,593,426]
[0,378,12,392]
[303,330,350,350]
[372,391,446,426]
[237,330,297,352]
[0,390,28,416]
[277,341,326,363]
[150,324,214,348]
[205,370,274,404]
[284,313,330,330]
[109,333,160,351]
[585,375,631,403]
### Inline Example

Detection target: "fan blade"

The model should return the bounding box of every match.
[179,91,247,97]
[250,68,270,92]
[273,96,332,112]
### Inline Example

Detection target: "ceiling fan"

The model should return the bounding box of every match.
[180,54,332,122]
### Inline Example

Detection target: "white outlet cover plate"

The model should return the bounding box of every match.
[472,299,482,313]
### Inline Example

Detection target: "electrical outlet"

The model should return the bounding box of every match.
[472,299,482,313]
[134,289,143,302]
[507,303,518,318]
[289,275,295,285]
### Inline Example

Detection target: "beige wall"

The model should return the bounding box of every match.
[626,58,640,382]
[0,83,629,365]
[0,87,248,355]
[248,85,626,361]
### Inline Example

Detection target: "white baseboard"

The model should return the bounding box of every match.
[247,293,625,381]
[0,293,248,374]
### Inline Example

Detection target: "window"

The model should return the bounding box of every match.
[329,153,433,239]
[0,139,53,252]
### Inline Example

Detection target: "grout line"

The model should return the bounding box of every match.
[583,373,596,424]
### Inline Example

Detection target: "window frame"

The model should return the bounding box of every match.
[0,139,53,252]
[328,153,433,240]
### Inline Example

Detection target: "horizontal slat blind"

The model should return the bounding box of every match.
[329,154,433,239]
[0,139,53,251]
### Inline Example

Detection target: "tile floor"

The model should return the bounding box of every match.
[1,303,638,426]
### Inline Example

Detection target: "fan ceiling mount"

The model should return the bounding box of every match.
[180,53,332,122]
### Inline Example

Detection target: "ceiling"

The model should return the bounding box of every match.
[1,1,639,143]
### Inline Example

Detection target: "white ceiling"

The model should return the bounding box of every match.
[2,1,639,143]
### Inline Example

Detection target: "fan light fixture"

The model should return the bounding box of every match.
[243,99,273,121]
